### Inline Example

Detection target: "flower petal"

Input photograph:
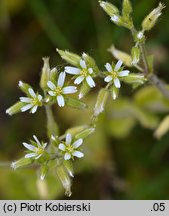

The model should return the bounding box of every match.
[65,66,80,75]
[62,86,77,94]
[114,78,121,88]
[20,97,32,103]
[66,133,72,145]
[57,95,65,107]
[58,143,66,151]
[114,60,123,71]
[80,59,87,69]
[86,76,95,88]
[105,63,112,72]
[118,70,130,77]
[35,154,42,159]
[57,72,66,87]
[22,142,36,151]
[74,75,84,85]
[104,75,113,83]
[33,135,41,147]
[31,105,38,114]
[25,153,37,158]
[72,151,84,158]
[47,81,56,90]
[48,91,56,96]
[21,104,33,112]
[64,153,71,160]
[38,95,43,101]
[72,139,83,148]
[88,68,93,74]
[28,88,36,98]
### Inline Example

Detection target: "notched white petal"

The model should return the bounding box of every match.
[20,97,32,103]
[28,88,36,98]
[114,60,123,71]
[104,75,113,83]
[48,91,56,96]
[57,72,66,87]
[88,68,93,74]
[114,78,121,88]
[58,143,66,151]
[47,81,56,90]
[86,76,95,88]
[65,67,80,75]
[31,105,38,114]
[118,70,130,77]
[57,95,65,107]
[64,153,71,160]
[80,59,87,69]
[74,76,84,85]
[105,63,112,72]
[66,133,72,145]
[25,153,37,158]
[22,142,36,151]
[72,139,83,148]
[21,104,33,112]
[72,151,84,158]
[62,86,77,94]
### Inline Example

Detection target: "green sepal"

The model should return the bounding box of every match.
[75,127,95,140]
[18,81,32,95]
[79,81,91,99]
[63,160,74,178]
[82,52,99,74]
[40,57,50,91]
[11,157,33,170]
[57,49,81,67]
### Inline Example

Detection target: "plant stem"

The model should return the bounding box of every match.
[45,105,59,139]
[139,43,149,75]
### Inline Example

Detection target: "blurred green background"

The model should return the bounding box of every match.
[1,0,169,199]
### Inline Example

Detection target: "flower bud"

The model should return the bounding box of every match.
[122,73,146,87]
[40,164,48,181]
[65,98,87,109]
[122,0,133,16]
[82,52,99,74]
[6,101,25,116]
[63,160,74,178]
[131,46,141,65]
[57,49,81,67]
[154,115,169,139]
[11,158,32,170]
[108,45,132,67]
[56,165,72,197]
[79,81,91,99]
[110,86,119,100]
[18,81,32,94]
[142,3,165,31]
[94,88,109,116]
[40,57,50,90]
[67,125,88,136]
[75,127,95,140]
[99,1,119,17]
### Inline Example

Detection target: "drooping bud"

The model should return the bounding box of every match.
[57,49,81,67]
[122,73,146,87]
[108,45,132,67]
[142,2,165,31]
[67,125,88,136]
[122,0,133,16]
[63,160,74,178]
[75,127,95,140]
[18,81,32,94]
[94,88,109,116]
[131,46,141,65]
[79,81,91,99]
[110,86,119,100]
[99,1,119,17]
[40,164,48,181]
[40,57,50,90]
[11,158,32,170]
[154,115,169,139]
[56,165,72,197]
[6,101,25,116]
[82,52,99,74]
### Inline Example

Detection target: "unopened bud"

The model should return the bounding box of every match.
[6,101,25,116]
[122,73,146,86]
[40,165,48,181]
[94,88,109,116]
[131,46,141,65]
[75,127,95,140]
[67,125,88,136]
[108,45,132,67]
[40,57,50,90]
[110,86,119,100]
[63,160,74,178]
[18,81,32,94]
[57,49,81,67]
[11,158,32,170]
[142,2,165,31]
[79,81,91,99]
[99,1,119,17]
[56,165,72,197]
[122,0,133,16]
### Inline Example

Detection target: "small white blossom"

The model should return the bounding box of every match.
[65,59,95,88]
[111,15,119,23]
[104,60,130,88]
[20,88,43,114]
[58,133,84,160]
[23,135,47,159]
[137,31,144,40]
[47,72,77,107]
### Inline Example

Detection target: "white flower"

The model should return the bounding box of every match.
[58,133,84,160]
[104,60,130,88]
[23,135,47,160]
[20,88,43,114]
[47,72,77,107]
[65,59,95,88]
[137,31,144,40]
[111,15,119,23]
